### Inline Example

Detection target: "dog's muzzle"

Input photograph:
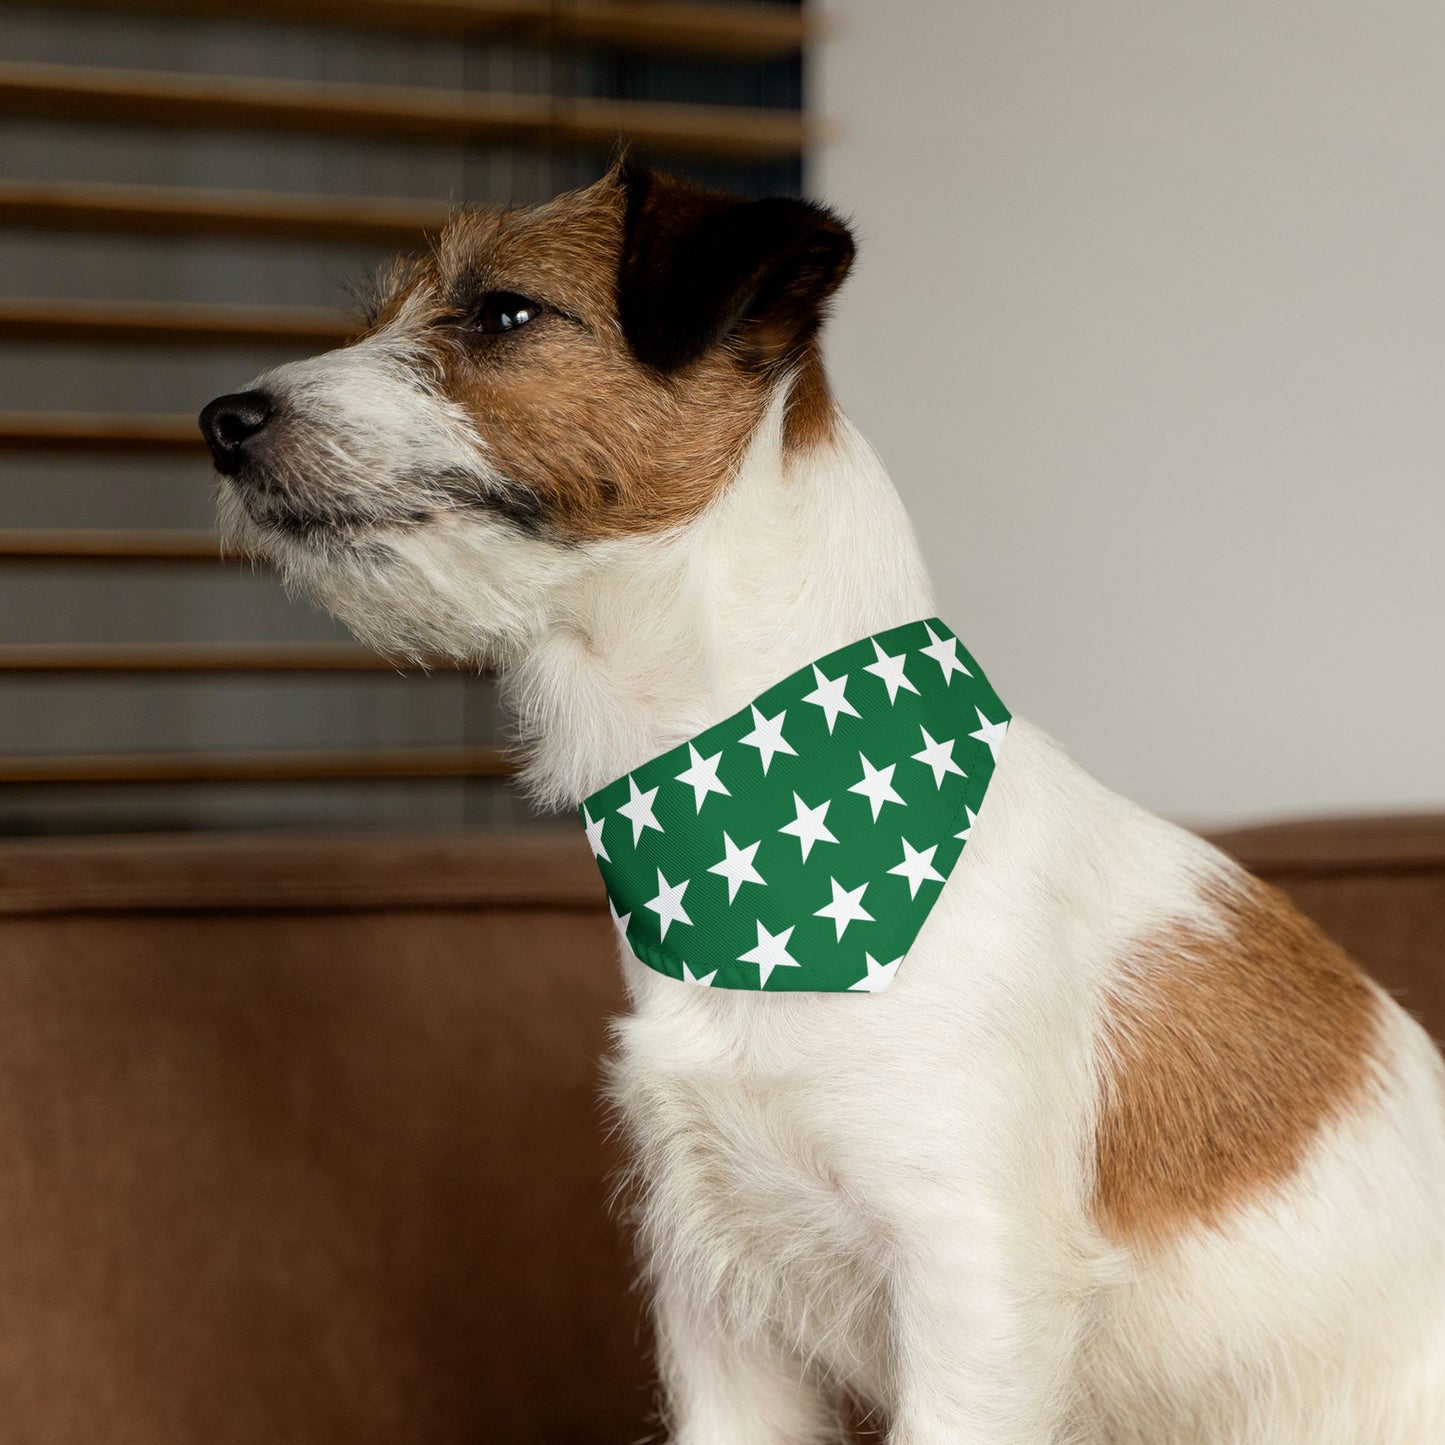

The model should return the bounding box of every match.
[199,390,274,477]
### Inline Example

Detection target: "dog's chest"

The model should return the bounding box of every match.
[611,999,894,1388]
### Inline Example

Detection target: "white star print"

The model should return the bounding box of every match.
[681,962,718,987]
[616,775,663,845]
[888,838,946,898]
[675,742,730,813]
[778,792,838,862]
[969,707,1009,762]
[582,802,609,863]
[918,623,972,683]
[608,897,631,936]
[708,831,766,903]
[801,663,859,734]
[863,638,919,704]
[911,726,966,789]
[738,921,802,988]
[849,753,906,821]
[815,877,874,940]
[645,868,692,941]
[848,953,904,992]
[738,704,797,775]
[956,806,979,843]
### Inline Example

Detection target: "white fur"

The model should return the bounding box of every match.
[221,349,1445,1443]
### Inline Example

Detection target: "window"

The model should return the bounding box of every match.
[0,0,807,834]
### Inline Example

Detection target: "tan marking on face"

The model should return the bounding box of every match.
[377,176,776,541]
[1093,874,1382,1247]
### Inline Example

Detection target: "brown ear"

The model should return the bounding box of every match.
[616,163,855,374]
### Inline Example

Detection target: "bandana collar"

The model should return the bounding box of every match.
[579,618,1009,993]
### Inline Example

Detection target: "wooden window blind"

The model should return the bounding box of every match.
[0,0,810,834]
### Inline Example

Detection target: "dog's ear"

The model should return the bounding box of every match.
[616,162,855,374]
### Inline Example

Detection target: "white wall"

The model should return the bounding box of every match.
[813,0,1445,826]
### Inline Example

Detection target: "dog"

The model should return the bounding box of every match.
[200,162,1445,1444]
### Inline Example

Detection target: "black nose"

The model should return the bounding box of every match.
[199,390,273,475]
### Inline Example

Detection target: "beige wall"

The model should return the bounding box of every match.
[813,0,1444,826]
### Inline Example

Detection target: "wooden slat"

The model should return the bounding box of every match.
[546,0,810,58]
[0,296,353,348]
[0,179,448,245]
[0,413,203,452]
[0,62,812,162]
[27,0,811,59]
[0,528,222,561]
[0,745,512,784]
[0,643,418,673]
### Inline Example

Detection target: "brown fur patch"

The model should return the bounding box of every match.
[782,344,840,457]
[367,177,789,540]
[1093,873,1382,1246]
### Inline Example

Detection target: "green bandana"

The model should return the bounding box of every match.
[579,619,1009,993]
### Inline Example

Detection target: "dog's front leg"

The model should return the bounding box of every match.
[885,1200,1090,1445]
[653,1275,841,1445]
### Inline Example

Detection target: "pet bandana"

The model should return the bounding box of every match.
[579,619,1009,993]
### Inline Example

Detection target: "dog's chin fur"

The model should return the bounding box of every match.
[205,169,1445,1444]
[217,479,584,670]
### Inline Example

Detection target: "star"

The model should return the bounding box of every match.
[849,753,906,821]
[815,877,874,940]
[645,868,692,941]
[617,775,663,845]
[863,638,919,704]
[918,623,972,683]
[675,742,730,813]
[801,663,859,734]
[738,921,802,988]
[888,838,946,898]
[956,806,979,843]
[969,707,1009,762]
[738,704,797,775]
[911,726,966,789]
[778,792,838,862]
[681,962,718,987]
[848,953,904,993]
[582,802,609,863]
[608,897,631,936]
[708,831,766,903]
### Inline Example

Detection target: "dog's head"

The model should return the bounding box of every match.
[200,163,854,661]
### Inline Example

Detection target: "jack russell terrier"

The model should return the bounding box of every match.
[200,162,1445,1444]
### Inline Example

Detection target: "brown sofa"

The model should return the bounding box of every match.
[0,816,1440,1444]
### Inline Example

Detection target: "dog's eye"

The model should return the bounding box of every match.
[471,291,544,335]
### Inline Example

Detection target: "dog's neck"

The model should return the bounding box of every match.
[506,390,936,809]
